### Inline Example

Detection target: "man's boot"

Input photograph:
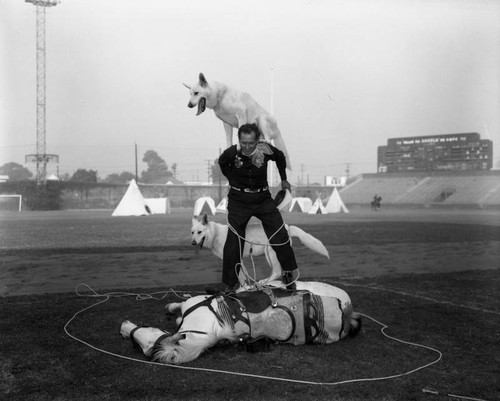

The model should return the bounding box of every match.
[281,270,297,290]
[205,282,239,295]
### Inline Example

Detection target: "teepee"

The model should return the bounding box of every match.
[193,196,216,216]
[144,197,171,214]
[308,197,328,214]
[112,179,151,216]
[289,197,312,213]
[215,197,228,214]
[325,187,349,213]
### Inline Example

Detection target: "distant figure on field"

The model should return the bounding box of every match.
[371,194,382,211]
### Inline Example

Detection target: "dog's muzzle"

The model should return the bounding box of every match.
[192,237,205,249]
[196,97,206,115]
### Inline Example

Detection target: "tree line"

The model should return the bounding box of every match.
[1,150,227,184]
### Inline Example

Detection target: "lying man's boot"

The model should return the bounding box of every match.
[281,270,297,290]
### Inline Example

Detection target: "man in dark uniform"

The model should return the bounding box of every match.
[218,123,298,291]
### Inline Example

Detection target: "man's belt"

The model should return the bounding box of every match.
[231,186,268,193]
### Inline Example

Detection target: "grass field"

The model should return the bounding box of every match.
[1,207,499,400]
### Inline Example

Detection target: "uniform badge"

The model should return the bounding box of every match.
[234,155,243,168]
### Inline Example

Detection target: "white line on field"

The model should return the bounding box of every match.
[336,281,500,316]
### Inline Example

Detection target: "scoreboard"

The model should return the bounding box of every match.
[377,133,492,173]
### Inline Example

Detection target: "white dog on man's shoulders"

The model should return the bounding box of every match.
[184,72,291,167]
[191,213,330,284]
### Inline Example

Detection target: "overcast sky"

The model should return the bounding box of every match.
[1,0,499,184]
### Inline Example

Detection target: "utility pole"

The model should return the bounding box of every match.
[134,143,138,182]
[345,163,351,180]
[206,159,212,184]
[24,0,60,185]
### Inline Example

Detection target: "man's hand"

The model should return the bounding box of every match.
[281,180,291,191]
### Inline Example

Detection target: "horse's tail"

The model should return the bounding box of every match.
[288,225,330,259]
[347,311,362,338]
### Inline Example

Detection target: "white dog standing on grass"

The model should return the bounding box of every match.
[191,214,330,284]
[184,72,292,167]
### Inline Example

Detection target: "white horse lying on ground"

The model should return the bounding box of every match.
[120,281,361,364]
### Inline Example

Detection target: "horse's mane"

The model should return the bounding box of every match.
[152,333,209,364]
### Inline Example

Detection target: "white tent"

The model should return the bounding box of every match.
[193,196,216,216]
[308,197,328,214]
[112,179,151,216]
[289,197,312,213]
[144,198,171,214]
[325,187,349,213]
[215,197,228,214]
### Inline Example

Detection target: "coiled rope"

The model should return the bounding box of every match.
[65,284,448,388]
[62,219,491,398]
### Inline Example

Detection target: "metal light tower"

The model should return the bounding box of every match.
[25,0,60,184]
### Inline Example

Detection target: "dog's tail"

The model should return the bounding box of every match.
[288,225,330,259]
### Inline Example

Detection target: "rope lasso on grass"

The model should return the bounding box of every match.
[65,284,448,388]
[186,219,490,398]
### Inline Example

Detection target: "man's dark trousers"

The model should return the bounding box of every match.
[222,189,298,287]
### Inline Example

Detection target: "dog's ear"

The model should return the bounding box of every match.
[183,83,191,90]
[202,213,209,225]
[199,73,208,87]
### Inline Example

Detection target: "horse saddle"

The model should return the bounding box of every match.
[232,289,345,345]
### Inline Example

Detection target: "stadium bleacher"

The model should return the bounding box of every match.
[339,171,500,208]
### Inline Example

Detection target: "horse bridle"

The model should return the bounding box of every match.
[141,292,296,350]
[130,325,209,357]
[130,295,246,356]
[177,295,219,330]
[131,296,223,355]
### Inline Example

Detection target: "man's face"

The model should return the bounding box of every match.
[239,132,258,156]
